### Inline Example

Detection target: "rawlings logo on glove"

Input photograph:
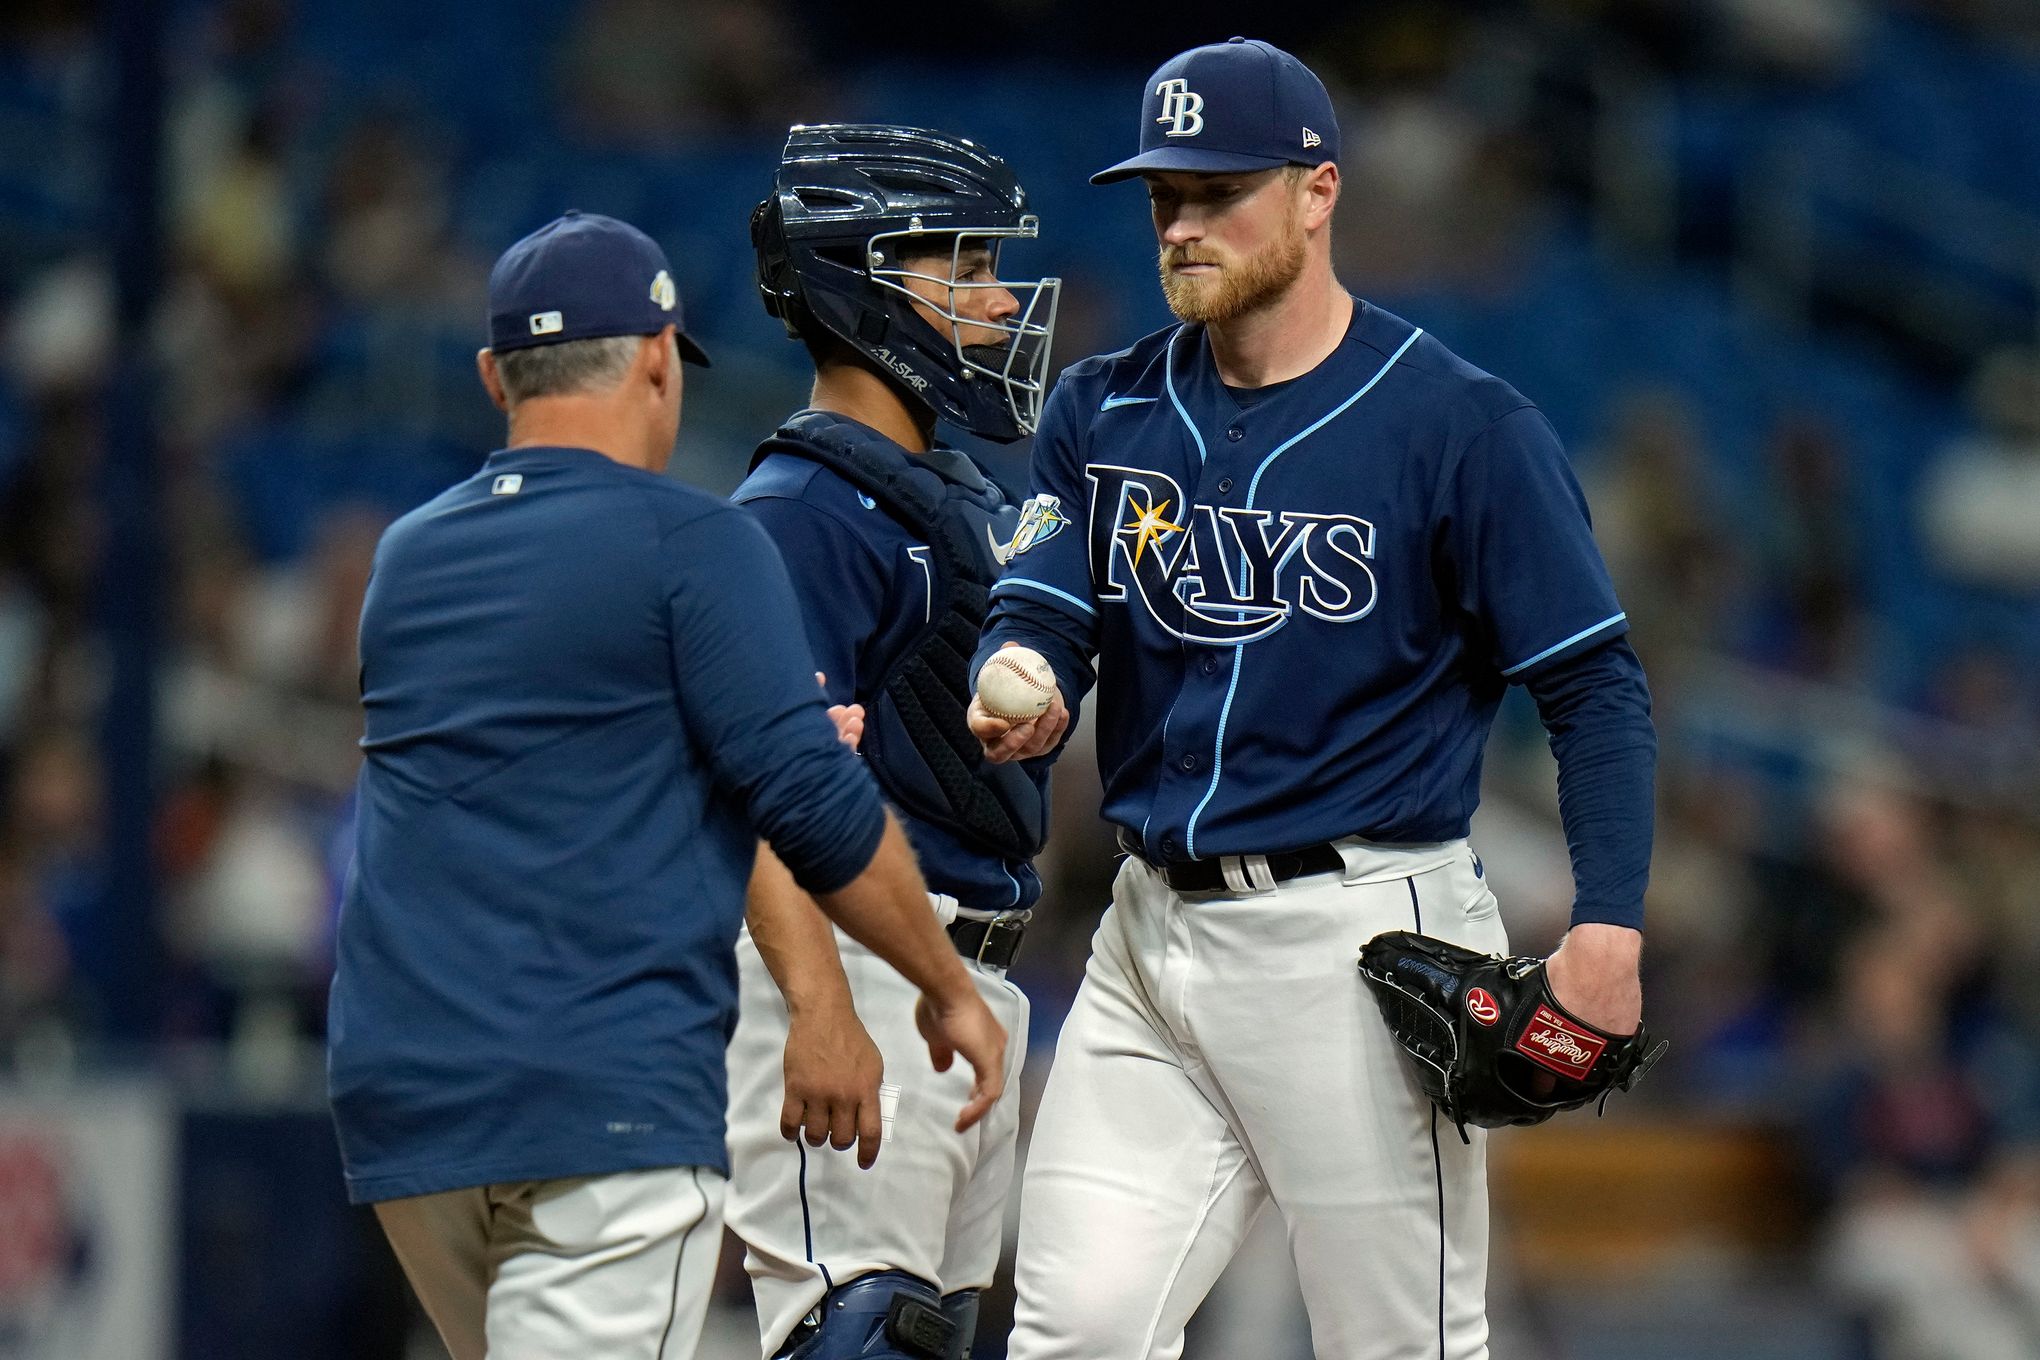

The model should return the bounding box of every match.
[1358,931,1665,1141]
[1514,1005,1607,1077]
[1465,988,1499,1026]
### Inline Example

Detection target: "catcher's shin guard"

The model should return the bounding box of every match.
[940,1289,979,1360]
[778,1271,957,1360]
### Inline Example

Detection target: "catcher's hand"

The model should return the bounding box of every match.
[782,1001,885,1169]
[1358,931,1666,1141]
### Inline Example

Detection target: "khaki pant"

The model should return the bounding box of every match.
[374,1164,726,1360]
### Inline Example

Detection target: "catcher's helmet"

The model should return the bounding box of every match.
[752,123,1060,442]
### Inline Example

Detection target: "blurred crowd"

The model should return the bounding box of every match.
[1566,382,2040,1354]
[2,1,2040,1356]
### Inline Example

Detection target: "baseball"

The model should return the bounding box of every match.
[977,646,1056,722]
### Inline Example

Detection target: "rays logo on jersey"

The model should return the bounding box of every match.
[992,493,1069,565]
[1086,465,1377,644]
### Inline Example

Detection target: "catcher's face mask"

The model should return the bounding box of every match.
[756,123,1058,444]
[867,220,1060,437]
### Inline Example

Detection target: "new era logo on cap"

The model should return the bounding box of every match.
[1302,127,1322,149]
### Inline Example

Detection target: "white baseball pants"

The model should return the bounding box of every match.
[724,915,1031,1356]
[373,1164,725,1360]
[1008,840,1506,1360]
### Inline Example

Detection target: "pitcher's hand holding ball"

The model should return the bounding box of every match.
[970,643,1068,763]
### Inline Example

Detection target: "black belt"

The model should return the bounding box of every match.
[1122,836,1346,894]
[948,913,1027,969]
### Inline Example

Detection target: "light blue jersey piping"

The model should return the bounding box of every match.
[1182,326,1424,858]
[1500,612,1626,676]
[993,577,1097,616]
[1163,327,1209,466]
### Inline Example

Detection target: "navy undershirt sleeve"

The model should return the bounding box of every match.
[665,508,886,894]
[1519,636,1656,930]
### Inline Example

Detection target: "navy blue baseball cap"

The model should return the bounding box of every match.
[487,210,711,365]
[1092,37,1339,185]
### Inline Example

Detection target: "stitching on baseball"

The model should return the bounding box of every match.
[983,654,1052,719]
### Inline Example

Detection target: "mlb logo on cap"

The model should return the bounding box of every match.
[1093,37,1340,185]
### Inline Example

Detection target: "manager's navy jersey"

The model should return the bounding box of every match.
[983,300,1626,862]
[329,444,885,1205]
[734,419,1047,911]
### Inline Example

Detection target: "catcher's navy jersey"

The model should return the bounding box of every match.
[984,300,1626,862]
[735,418,1048,911]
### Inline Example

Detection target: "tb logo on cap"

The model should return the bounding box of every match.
[1155,78,1204,137]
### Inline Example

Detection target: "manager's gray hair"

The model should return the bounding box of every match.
[493,334,642,403]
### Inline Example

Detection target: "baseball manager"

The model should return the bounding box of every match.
[327,211,1006,1360]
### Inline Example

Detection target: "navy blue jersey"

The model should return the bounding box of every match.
[734,416,1047,911]
[329,444,885,1204]
[983,301,1627,863]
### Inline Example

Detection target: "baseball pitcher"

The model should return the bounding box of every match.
[971,39,1658,1360]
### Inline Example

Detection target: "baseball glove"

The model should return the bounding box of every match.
[1358,931,1666,1141]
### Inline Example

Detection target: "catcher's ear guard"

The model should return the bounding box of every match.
[1358,930,1667,1143]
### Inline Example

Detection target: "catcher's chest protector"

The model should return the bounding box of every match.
[756,411,1047,860]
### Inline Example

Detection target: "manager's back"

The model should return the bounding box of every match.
[330,443,878,1204]
[326,210,1016,1360]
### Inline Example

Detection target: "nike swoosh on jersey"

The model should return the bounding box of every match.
[1099,393,1158,411]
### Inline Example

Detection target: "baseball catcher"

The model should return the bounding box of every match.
[1360,931,1667,1140]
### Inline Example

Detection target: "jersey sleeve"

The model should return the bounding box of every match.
[1438,405,1628,680]
[663,508,885,894]
[981,380,1101,702]
[740,494,886,705]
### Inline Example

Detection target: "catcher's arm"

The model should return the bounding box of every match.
[746,841,887,1169]
[746,674,882,1167]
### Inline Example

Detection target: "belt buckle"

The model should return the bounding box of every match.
[975,911,1029,968]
